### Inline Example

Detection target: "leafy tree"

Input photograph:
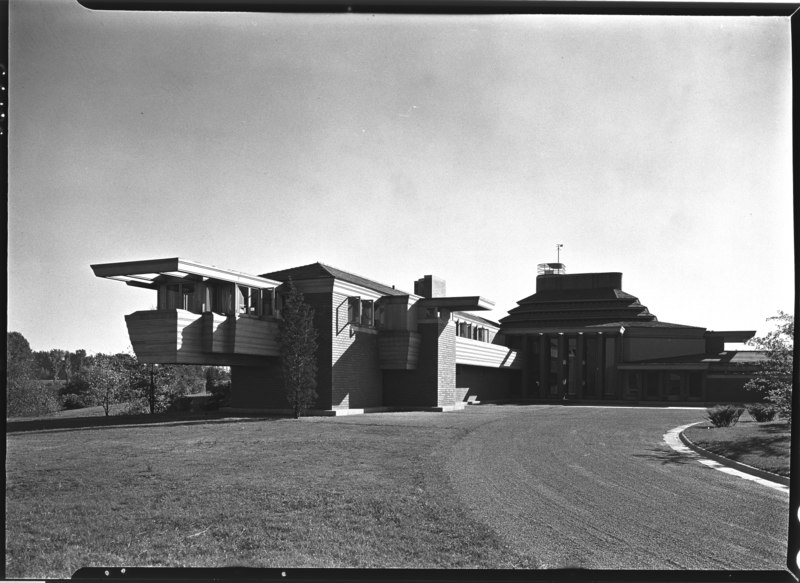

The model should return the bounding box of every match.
[7,332,34,383]
[745,311,794,423]
[6,332,59,417]
[278,280,319,418]
[48,349,67,381]
[83,354,127,416]
[57,350,206,415]
[31,351,53,380]
[118,359,205,414]
[66,349,87,382]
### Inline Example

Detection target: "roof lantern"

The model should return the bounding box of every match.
[537,262,566,276]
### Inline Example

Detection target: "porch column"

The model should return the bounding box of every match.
[538,334,547,399]
[576,332,585,400]
[521,336,530,399]
[607,332,624,399]
[597,332,605,400]
[557,333,566,398]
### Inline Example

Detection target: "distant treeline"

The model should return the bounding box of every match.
[6,332,231,418]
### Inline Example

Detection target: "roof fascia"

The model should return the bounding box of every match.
[91,257,281,288]
[704,330,756,342]
[500,326,624,335]
[417,296,495,311]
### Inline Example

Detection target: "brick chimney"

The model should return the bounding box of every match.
[414,275,446,298]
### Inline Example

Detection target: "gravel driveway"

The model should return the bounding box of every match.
[444,405,789,569]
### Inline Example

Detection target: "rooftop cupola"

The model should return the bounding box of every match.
[538,243,566,276]
[537,262,566,276]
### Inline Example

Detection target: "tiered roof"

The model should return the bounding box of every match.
[500,272,660,330]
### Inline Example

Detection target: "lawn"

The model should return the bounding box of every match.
[682,415,791,478]
[5,411,538,578]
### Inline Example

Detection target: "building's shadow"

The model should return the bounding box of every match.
[6,411,285,435]
[631,447,697,465]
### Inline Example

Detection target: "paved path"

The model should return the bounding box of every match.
[445,405,789,569]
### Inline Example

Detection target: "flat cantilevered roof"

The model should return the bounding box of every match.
[91,257,281,289]
[416,296,495,312]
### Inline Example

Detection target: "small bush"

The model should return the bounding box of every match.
[706,405,745,428]
[60,393,90,410]
[746,403,777,422]
[59,375,96,409]
[117,398,150,416]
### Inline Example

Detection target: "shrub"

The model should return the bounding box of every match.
[746,402,777,422]
[117,398,150,416]
[59,374,96,409]
[6,379,61,418]
[61,393,90,410]
[706,405,745,428]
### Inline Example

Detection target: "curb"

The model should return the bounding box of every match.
[679,429,789,487]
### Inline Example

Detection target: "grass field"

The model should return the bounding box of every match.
[683,415,791,478]
[5,411,538,578]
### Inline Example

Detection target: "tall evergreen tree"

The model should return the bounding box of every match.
[278,280,319,418]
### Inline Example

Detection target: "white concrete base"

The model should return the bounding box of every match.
[663,423,789,494]
[220,405,466,416]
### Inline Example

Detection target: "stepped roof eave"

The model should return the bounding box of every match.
[514,288,639,305]
[500,320,705,335]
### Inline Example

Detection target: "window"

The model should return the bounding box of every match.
[165,283,195,311]
[374,302,385,328]
[348,297,376,327]
[182,284,195,311]
[211,284,235,315]
[348,297,361,325]
[261,288,275,317]
[236,286,264,316]
[455,321,492,343]
[166,284,180,310]
[361,300,374,327]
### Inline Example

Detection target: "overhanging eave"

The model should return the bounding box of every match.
[92,257,281,289]
[417,296,495,311]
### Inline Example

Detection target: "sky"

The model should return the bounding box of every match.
[7,1,794,355]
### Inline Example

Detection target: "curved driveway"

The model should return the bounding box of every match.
[445,406,789,569]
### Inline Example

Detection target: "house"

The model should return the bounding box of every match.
[500,264,765,403]
[91,258,520,414]
[91,258,764,413]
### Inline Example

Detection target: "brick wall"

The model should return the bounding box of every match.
[436,319,457,407]
[330,290,383,409]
